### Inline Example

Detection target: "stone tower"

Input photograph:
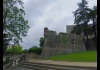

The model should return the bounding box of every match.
[44,27,49,38]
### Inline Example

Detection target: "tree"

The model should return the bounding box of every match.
[71,24,93,50]
[88,6,97,49]
[23,49,29,53]
[6,45,23,54]
[29,46,42,54]
[72,0,90,49]
[39,37,45,48]
[3,33,12,54]
[3,0,30,42]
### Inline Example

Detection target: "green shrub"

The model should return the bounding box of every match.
[62,37,67,43]
[23,49,29,53]
[6,46,23,54]
[36,48,42,54]
[29,46,42,54]
[60,32,67,44]
[29,46,38,52]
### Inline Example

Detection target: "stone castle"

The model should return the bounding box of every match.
[40,25,96,58]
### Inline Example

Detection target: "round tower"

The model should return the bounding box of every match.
[44,27,49,38]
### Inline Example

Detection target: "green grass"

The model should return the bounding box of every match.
[44,51,97,62]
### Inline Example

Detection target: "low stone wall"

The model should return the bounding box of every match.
[3,53,27,69]
[26,52,40,59]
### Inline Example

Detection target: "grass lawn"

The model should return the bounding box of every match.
[44,51,97,62]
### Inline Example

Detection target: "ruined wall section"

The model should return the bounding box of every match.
[40,27,85,58]
[73,34,85,51]
[40,27,69,58]
[66,25,85,51]
[40,27,58,58]
[66,25,96,51]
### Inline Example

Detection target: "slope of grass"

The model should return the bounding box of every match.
[44,51,97,62]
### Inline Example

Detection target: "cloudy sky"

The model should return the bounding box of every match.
[20,0,97,50]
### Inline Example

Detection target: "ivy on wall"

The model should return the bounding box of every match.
[61,32,67,44]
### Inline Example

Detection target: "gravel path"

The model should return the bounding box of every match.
[28,59,97,67]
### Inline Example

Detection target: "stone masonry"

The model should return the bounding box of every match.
[40,25,86,58]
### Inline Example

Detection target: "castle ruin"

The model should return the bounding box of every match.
[40,25,87,58]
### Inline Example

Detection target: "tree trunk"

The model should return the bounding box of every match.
[12,46,14,55]
[84,23,89,50]
[92,18,97,50]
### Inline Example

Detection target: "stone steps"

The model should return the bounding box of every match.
[3,67,33,70]
[18,62,97,70]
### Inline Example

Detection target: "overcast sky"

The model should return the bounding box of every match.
[20,0,97,50]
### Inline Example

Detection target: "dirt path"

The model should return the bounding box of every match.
[28,59,97,67]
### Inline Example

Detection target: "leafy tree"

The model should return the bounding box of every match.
[39,37,45,48]
[3,0,30,42]
[29,46,42,54]
[14,46,22,54]
[72,0,90,49]
[88,6,97,49]
[23,49,29,53]
[71,24,94,50]
[29,46,38,52]
[71,24,93,35]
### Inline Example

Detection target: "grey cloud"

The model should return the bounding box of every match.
[20,0,97,49]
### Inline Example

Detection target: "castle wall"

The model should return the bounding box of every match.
[40,25,96,58]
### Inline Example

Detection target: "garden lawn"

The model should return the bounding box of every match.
[44,51,97,62]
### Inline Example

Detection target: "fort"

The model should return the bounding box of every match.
[40,25,96,58]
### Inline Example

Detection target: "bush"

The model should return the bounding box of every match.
[29,46,42,54]
[36,47,42,54]
[6,46,23,54]
[23,49,29,53]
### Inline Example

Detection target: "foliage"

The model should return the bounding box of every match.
[60,32,66,35]
[3,33,10,46]
[71,24,93,36]
[23,49,29,53]
[72,0,91,49]
[61,33,67,44]
[62,36,67,44]
[71,0,97,49]
[44,51,97,62]
[29,46,42,54]
[88,6,97,23]
[3,0,30,42]
[6,46,23,54]
[73,0,89,25]
[3,56,10,66]
[3,46,7,54]
[88,6,97,48]
[39,37,45,48]
[49,30,54,32]
[72,0,90,35]
[72,0,97,36]
[3,33,12,54]
[36,47,42,54]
